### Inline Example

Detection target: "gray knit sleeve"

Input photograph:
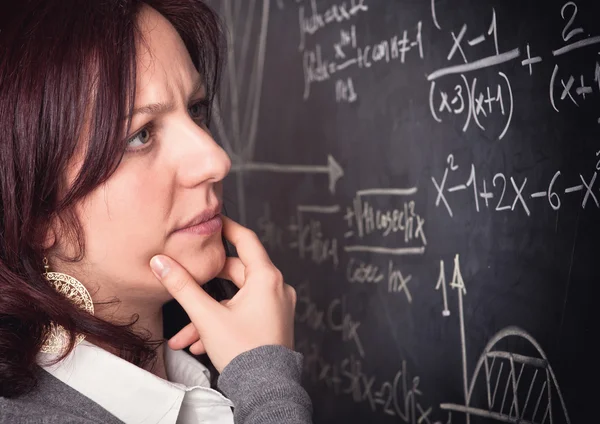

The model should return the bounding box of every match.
[217,345,313,424]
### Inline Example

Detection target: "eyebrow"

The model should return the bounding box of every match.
[128,77,206,118]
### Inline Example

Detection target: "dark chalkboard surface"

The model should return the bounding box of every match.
[208,0,599,422]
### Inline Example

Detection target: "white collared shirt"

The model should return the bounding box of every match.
[38,341,234,424]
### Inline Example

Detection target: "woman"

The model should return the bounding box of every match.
[0,0,312,423]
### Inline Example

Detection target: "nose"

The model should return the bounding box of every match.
[172,117,231,187]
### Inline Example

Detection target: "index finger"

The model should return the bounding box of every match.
[221,215,272,267]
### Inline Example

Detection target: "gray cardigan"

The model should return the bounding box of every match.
[0,345,313,424]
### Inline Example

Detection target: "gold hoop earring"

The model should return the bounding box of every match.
[40,257,94,354]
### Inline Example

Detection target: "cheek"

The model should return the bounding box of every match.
[88,183,166,249]
[74,175,170,279]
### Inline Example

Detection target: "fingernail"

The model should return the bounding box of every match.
[150,256,169,278]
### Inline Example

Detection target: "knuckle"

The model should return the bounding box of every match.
[265,268,284,287]
[252,265,285,292]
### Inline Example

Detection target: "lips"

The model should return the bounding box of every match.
[174,203,223,235]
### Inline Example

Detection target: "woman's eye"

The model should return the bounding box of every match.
[189,101,208,123]
[127,127,151,148]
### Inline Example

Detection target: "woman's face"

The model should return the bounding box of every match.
[53,6,231,305]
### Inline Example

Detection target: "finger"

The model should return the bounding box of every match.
[217,257,245,288]
[168,322,199,350]
[221,216,271,267]
[189,339,206,355]
[150,255,221,325]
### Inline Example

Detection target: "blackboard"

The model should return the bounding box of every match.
[207,0,599,422]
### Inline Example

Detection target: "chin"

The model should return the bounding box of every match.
[175,239,226,285]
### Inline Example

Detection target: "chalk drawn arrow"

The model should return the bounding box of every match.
[230,154,344,194]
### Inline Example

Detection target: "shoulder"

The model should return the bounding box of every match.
[0,396,101,424]
[0,368,122,424]
[0,410,98,424]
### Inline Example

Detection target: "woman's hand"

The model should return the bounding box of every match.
[150,216,296,373]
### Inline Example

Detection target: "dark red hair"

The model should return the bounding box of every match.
[0,0,228,397]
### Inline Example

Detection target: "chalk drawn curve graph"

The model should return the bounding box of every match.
[211,0,270,164]
[441,326,571,424]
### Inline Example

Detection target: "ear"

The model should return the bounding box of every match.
[40,215,59,251]
[41,225,57,251]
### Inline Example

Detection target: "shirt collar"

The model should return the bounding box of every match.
[38,340,233,424]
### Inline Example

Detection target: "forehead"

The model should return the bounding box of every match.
[134,5,200,101]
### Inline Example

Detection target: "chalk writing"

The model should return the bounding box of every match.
[296,339,446,424]
[432,153,599,217]
[429,1,600,131]
[298,0,369,51]
[346,258,414,301]
[344,189,427,256]
[429,72,513,139]
[294,0,424,102]
[296,281,365,357]
[289,212,340,268]
[257,203,285,251]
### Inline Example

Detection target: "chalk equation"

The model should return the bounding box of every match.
[280,0,425,103]
[429,71,513,140]
[430,0,600,137]
[303,20,424,102]
[296,339,446,424]
[257,190,428,271]
[431,152,599,217]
